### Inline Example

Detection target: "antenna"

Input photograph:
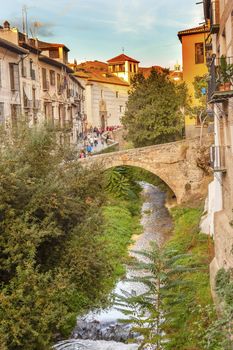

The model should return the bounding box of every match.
[22,5,29,35]
[22,6,26,33]
[122,47,125,54]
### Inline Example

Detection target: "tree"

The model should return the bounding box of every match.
[0,125,117,349]
[188,75,212,146]
[121,70,188,147]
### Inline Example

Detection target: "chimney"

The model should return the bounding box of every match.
[3,21,10,29]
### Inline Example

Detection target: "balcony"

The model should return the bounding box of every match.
[210,145,226,172]
[209,0,220,34]
[207,55,233,103]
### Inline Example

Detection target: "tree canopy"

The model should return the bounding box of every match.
[0,126,121,349]
[121,70,188,147]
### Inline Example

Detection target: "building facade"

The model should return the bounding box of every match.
[0,35,28,126]
[0,21,84,145]
[203,0,233,288]
[72,57,132,130]
[71,55,182,130]
[178,26,210,138]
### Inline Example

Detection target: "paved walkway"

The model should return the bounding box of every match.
[76,132,113,156]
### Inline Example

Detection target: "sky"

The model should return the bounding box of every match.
[1,0,204,68]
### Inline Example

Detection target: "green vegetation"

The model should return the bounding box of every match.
[188,75,212,146]
[164,207,217,349]
[212,268,233,349]
[117,206,226,349]
[0,127,142,350]
[1,126,224,350]
[115,241,194,350]
[101,196,142,280]
[121,70,188,147]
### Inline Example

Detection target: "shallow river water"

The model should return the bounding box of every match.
[54,183,172,350]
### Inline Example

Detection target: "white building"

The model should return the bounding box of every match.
[0,21,85,145]
[203,0,233,286]
[0,34,28,126]
[71,54,140,130]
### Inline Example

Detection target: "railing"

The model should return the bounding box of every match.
[208,55,233,102]
[210,145,226,172]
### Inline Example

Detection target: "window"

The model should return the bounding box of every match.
[50,70,56,86]
[116,91,119,98]
[101,89,103,98]
[30,59,35,80]
[21,61,27,78]
[32,87,36,108]
[195,43,204,64]
[42,68,48,90]
[57,73,61,94]
[11,104,20,127]
[119,64,125,72]
[9,63,20,91]
[119,105,123,113]
[0,103,4,123]
[49,48,59,59]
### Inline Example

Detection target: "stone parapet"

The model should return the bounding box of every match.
[82,136,213,204]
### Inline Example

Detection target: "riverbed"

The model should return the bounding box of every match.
[54,183,172,350]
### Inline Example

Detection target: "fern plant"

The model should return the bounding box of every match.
[105,167,140,199]
[114,242,194,349]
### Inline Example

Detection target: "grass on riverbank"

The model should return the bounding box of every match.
[100,194,142,289]
[164,206,218,350]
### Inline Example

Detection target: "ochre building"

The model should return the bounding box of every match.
[178,25,210,138]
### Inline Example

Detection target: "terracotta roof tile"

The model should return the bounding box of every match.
[72,60,108,72]
[178,25,209,41]
[107,54,140,64]
[74,70,129,86]
[38,40,69,52]
[139,66,166,78]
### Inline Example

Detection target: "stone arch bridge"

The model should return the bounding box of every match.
[81,137,212,204]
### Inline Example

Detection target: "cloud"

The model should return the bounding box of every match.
[114,0,157,33]
[0,16,56,37]
[30,21,55,37]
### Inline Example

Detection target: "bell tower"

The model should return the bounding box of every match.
[107,54,140,84]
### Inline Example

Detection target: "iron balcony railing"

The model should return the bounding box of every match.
[210,145,226,172]
[208,55,233,102]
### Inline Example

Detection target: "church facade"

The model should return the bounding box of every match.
[71,54,140,129]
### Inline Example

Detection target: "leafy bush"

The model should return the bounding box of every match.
[0,126,118,349]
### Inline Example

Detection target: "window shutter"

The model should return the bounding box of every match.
[13,64,20,91]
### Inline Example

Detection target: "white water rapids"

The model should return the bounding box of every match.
[54,183,172,350]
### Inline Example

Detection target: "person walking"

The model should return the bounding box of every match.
[94,136,98,147]
[86,144,93,156]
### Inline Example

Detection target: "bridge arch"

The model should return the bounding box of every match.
[81,138,212,204]
[102,160,178,201]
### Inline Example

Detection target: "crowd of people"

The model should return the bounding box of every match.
[78,126,120,158]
